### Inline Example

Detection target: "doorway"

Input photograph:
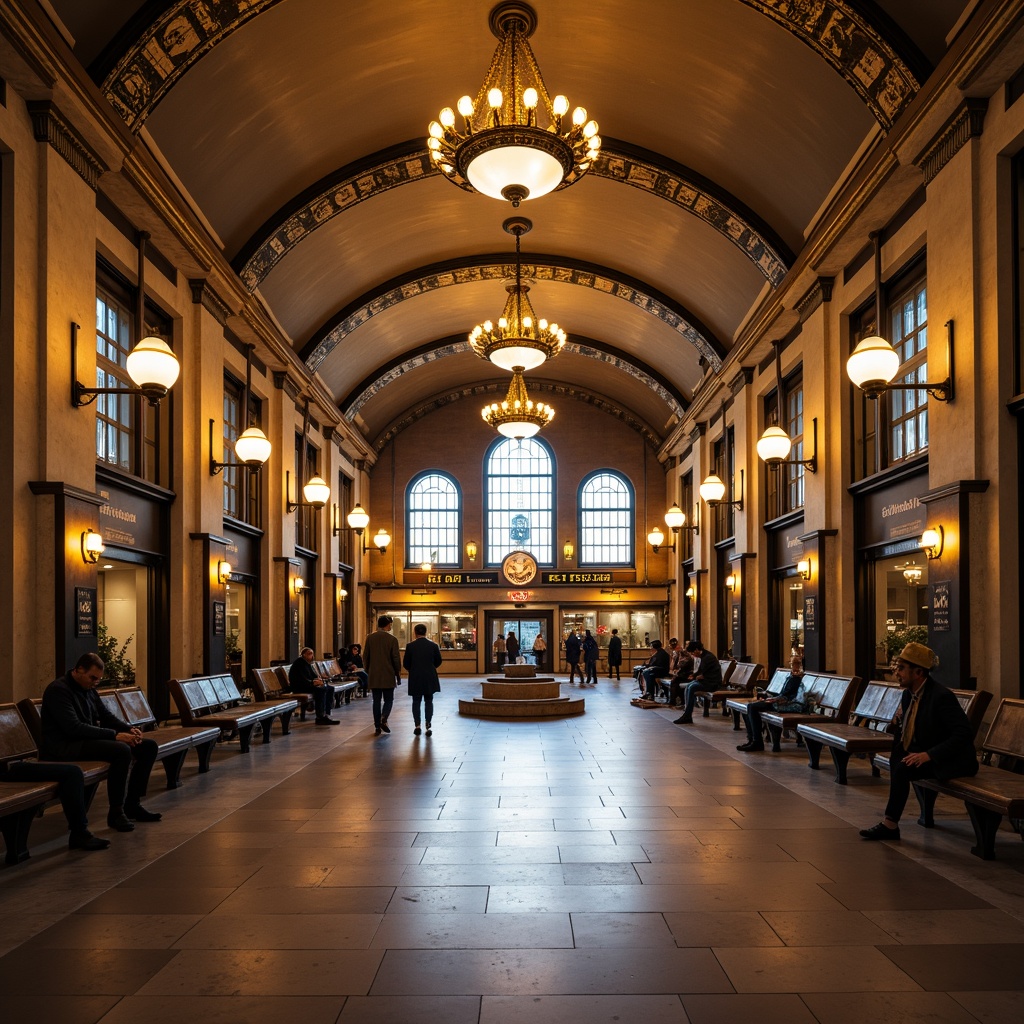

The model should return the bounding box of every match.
[484,611,554,670]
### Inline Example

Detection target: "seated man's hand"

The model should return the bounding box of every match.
[115,730,141,746]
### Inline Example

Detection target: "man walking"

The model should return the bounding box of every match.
[564,629,582,684]
[289,647,338,724]
[364,614,402,735]
[403,623,442,735]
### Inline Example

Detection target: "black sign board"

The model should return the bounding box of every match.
[75,587,96,637]
[931,580,951,632]
[804,595,817,632]
[213,601,225,636]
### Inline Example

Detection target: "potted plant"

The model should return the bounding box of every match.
[878,624,929,675]
[96,623,135,687]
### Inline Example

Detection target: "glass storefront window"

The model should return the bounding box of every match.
[385,609,477,650]
[873,555,930,674]
[562,609,663,650]
[596,609,630,648]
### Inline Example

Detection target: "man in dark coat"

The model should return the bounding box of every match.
[40,651,161,833]
[289,647,337,724]
[607,628,623,679]
[674,639,723,724]
[364,614,402,735]
[564,630,582,684]
[403,623,442,735]
[861,642,978,841]
[582,629,599,685]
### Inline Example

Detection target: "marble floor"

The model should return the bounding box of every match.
[2,676,1023,1024]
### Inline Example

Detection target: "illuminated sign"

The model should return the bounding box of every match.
[507,591,532,602]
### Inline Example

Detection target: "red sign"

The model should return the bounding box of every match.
[507,590,532,602]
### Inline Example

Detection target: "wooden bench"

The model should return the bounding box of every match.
[760,673,860,753]
[168,674,297,753]
[316,661,359,706]
[907,696,1023,860]
[725,668,789,731]
[253,667,314,720]
[1,704,108,864]
[696,661,764,717]
[797,681,902,783]
[98,688,220,788]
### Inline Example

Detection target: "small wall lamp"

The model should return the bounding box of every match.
[563,540,574,561]
[71,322,180,408]
[286,470,330,512]
[81,529,105,564]
[725,572,737,592]
[217,559,232,584]
[466,540,478,562]
[664,502,699,537]
[920,526,944,559]
[210,419,271,475]
[338,587,348,600]
[796,558,811,580]
[848,319,955,402]
[757,418,818,473]
[647,525,672,554]
[685,585,696,600]
[293,576,305,594]
[420,560,432,572]
[700,470,744,510]
[366,528,391,555]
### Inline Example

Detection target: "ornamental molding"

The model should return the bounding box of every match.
[916,98,988,185]
[27,101,106,190]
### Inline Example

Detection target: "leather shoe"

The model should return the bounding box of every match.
[374,726,382,735]
[674,715,693,724]
[737,742,753,750]
[380,720,390,733]
[414,727,422,735]
[743,743,765,752]
[860,822,901,841]
[107,811,135,832]
[126,805,162,822]
[315,716,339,725]
[69,831,110,851]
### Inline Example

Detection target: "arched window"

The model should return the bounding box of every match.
[485,437,554,566]
[578,470,634,566]
[406,472,461,567]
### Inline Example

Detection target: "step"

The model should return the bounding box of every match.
[481,681,562,700]
[458,696,586,718]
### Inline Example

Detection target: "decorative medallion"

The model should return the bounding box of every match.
[502,551,538,586]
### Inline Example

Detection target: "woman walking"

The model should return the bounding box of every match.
[532,633,547,670]
[403,623,442,735]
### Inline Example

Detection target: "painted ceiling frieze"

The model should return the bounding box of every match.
[236,144,790,291]
[737,1,922,131]
[304,258,724,377]
[344,339,685,425]
[373,381,662,453]
[100,0,284,131]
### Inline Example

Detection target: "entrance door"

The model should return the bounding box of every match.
[485,612,554,670]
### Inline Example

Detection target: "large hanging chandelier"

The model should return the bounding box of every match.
[482,367,554,438]
[427,2,600,207]
[470,216,566,371]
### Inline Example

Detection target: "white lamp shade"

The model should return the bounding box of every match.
[756,425,793,463]
[699,474,726,503]
[125,336,180,390]
[497,419,541,438]
[347,503,370,531]
[233,426,272,466]
[373,527,391,551]
[302,475,330,508]
[647,526,665,547]
[489,345,549,371]
[466,145,565,202]
[664,503,686,530]
[846,335,900,389]
[82,530,105,560]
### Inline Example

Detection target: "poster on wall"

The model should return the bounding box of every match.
[804,596,816,632]
[75,587,97,637]
[931,581,951,632]
[213,601,225,636]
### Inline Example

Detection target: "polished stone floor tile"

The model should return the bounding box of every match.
[173,912,382,949]
[636,860,831,885]
[97,995,346,1024]
[76,888,234,916]
[480,993,689,1022]
[663,910,784,947]
[680,993,819,1024]
[369,911,573,949]
[0,946,180,994]
[338,995,482,1023]
[862,908,1024,944]
[821,880,992,911]
[3,995,121,1024]
[643,842,794,863]
[568,911,676,947]
[950,990,1024,1023]
[211,886,393,915]
[759,909,895,945]
[23,914,202,949]
[385,884,489,913]
[879,943,1024,990]
[800,990,983,1024]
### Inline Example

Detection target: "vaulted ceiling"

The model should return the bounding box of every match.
[49,0,970,449]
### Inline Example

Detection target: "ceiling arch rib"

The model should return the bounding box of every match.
[234,140,793,291]
[374,380,664,454]
[301,254,726,377]
[98,0,924,137]
[342,335,687,426]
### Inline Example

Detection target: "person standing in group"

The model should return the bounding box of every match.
[607,628,622,680]
[493,632,506,669]
[40,652,161,833]
[289,647,338,725]
[403,623,441,736]
[532,632,547,671]
[564,629,582,684]
[506,630,520,664]
[582,628,599,685]
[363,614,402,735]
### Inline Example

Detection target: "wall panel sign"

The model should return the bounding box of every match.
[541,571,636,584]
[75,587,96,637]
[804,595,817,632]
[213,601,225,636]
[770,519,805,568]
[224,529,259,577]
[931,580,951,632]
[508,591,532,602]
[98,483,162,552]
[414,572,500,585]
[861,473,928,547]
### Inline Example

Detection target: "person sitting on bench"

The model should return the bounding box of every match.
[860,642,978,842]
[737,654,805,752]
[40,652,161,833]
[289,647,338,725]
[674,640,723,724]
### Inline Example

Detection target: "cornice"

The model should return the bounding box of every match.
[27,100,106,190]
[915,98,988,185]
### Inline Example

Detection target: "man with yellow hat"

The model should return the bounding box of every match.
[860,641,978,841]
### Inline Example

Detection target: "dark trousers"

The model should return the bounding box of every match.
[608,663,621,680]
[411,694,434,726]
[354,670,369,696]
[66,738,157,811]
[567,659,581,682]
[745,700,775,743]
[6,760,89,833]
[885,757,939,822]
[585,659,598,684]
[372,688,394,727]
[309,684,336,718]
[682,680,711,717]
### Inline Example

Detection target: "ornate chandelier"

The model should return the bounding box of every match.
[482,368,554,438]
[470,217,566,371]
[903,564,923,585]
[427,2,600,207]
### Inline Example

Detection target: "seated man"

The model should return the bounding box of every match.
[40,652,161,833]
[666,650,696,707]
[860,642,978,842]
[639,639,672,700]
[737,654,805,752]
[340,644,369,697]
[673,639,723,724]
[289,647,338,724]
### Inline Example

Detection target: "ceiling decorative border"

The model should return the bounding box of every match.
[233,142,791,291]
[343,336,686,425]
[302,255,725,375]
[372,381,663,453]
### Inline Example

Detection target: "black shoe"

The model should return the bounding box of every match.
[426,724,432,736]
[315,716,339,725]
[107,811,135,832]
[380,721,390,733]
[414,727,422,735]
[69,831,110,851]
[743,743,765,752]
[674,715,693,725]
[737,742,753,750]
[860,822,901,841]
[125,805,162,822]
[374,726,381,735]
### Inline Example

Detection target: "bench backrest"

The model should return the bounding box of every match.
[726,662,764,690]
[979,698,1024,765]
[815,675,859,719]
[849,681,902,730]
[763,668,789,696]
[951,688,993,738]
[273,665,291,691]
[251,667,291,702]
[720,659,737,686]
[15,698,43,748]
[169,675,242,717]
[114,688,158,729]
[0,705,38,765]
[98,691,122,721]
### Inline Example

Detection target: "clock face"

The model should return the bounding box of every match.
[509,514,531,544]
[502,550,538,586]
